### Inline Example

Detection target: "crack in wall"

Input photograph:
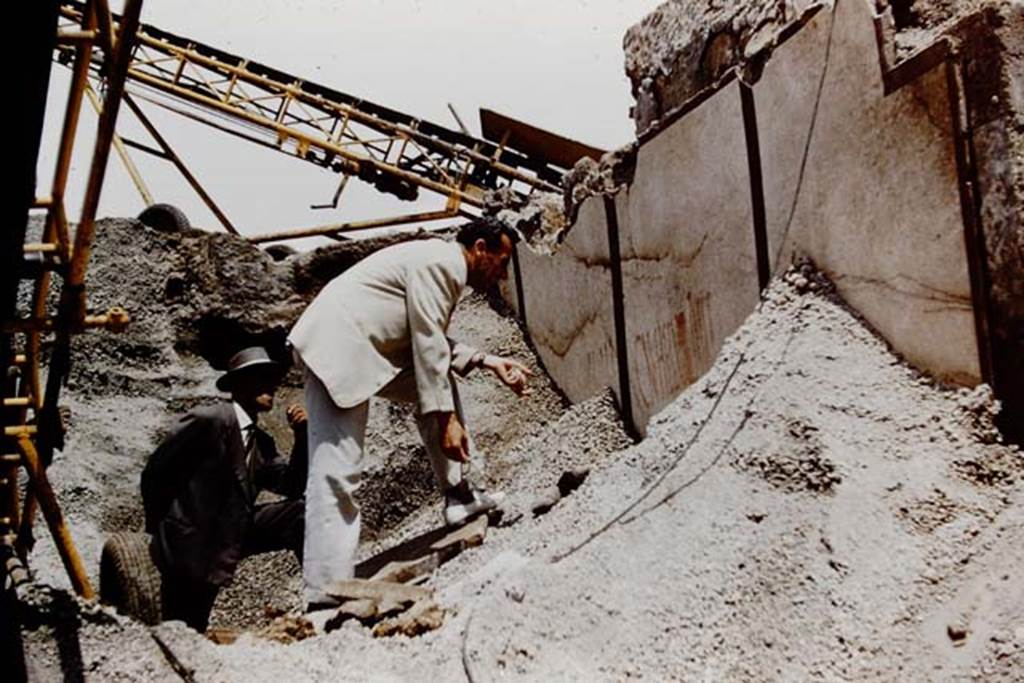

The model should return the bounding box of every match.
[834,272,973,305]
[620,231,712,270]
[530,309,607,360]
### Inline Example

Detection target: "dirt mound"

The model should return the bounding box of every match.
[24,219,568,602]
[19,261,1022,680]
[443,264,1023,681]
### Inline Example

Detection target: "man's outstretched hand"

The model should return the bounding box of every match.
[437,411,470,463]
[482,355,534,396]
[286,404,308,431]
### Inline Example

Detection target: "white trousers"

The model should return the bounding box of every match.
[302,366,471,605]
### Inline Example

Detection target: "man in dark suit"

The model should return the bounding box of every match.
[141,346,308,632]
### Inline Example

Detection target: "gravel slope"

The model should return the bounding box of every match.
[19,263,1022,681]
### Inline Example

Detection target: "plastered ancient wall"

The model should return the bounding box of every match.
[505,0,1012,436]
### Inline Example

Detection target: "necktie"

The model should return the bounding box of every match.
[243,424,259,494]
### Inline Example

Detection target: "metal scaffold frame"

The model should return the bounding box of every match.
[3,0,141,599]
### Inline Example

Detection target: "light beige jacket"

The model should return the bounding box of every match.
[288,239,478,414]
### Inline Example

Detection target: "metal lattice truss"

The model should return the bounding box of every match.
[57,2,565,242]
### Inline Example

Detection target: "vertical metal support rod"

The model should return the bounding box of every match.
[511,243,527,327]
[945,57,994,389]
[48,0,98,259]
[27,265,52,411]
[603,195,637,439]
[69,0,144,296]
[91,0,115,55]
[740,82,771,291]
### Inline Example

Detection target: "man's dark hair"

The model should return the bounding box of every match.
[456,218,520,251]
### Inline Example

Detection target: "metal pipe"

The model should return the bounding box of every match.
[91,0,115,55]
[2,308,130,334]
[27,271,50,411]
[16,437,94,599]
[86,84,153,206]
[131,90,286,155]
[246,209,458,243]
[124,93,239,235]
[22,244,60,254]
[48,0,98,257]
[57,29,97,44]
[447,103,469,135]
[311,173,350,210]
[68,0,144,297]
[121,137,169,159]
[52,201,71,262]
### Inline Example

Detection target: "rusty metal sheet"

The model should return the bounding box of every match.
[480,108,605,170]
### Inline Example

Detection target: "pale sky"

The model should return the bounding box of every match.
[40,0,662,246]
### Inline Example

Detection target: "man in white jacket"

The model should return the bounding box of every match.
[289,220,532,606]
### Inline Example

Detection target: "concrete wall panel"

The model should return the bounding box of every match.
[512,196,620,404]
[756,0,981,385]
[501,0,990,436]
[621,80,760,430]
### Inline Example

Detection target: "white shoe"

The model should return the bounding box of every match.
[443,489,505,527]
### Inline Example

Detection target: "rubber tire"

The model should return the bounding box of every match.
[137,203,190,232]
[99,532,163,625]
[264,244,297,262]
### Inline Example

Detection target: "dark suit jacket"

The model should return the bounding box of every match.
[140,402,307,586]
